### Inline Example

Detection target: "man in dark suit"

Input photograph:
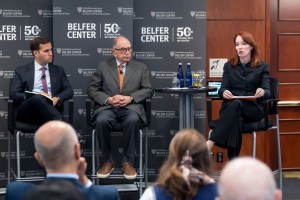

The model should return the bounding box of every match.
[87,35,153,179]
[6,120,120,200]
[9,36,73,125]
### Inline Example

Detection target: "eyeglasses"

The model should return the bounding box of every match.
[114,47,133,54]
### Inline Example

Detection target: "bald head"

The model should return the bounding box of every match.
[34,121,79,172]
[218,157,281,200]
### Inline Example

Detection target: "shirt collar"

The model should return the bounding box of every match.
[116,59,127,68]
[34,60,49,70]
[47,173,79,179]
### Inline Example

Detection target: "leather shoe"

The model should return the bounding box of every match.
[122,161,137,179]
[97,162,114,178]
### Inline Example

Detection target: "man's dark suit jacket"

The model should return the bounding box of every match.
[5,177,120,200]
[9,62,73,113]
[87,57,153,124]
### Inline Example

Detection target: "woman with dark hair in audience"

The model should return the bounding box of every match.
[206,31,271,159]
[140,129,217,200]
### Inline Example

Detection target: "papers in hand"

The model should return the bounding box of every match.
[25,91,53,103]
[232,96,256,101]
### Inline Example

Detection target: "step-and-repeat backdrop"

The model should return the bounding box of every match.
[0,0,206,187]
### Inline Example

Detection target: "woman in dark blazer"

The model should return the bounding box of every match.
[206,31,271,159]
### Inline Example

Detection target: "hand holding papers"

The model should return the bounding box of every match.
[25,91,53,104]
[232,96,256,101]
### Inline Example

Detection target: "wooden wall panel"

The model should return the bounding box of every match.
[279,107,300,118]
[280,120,300,132]
[206,21,266,73]
[279,0,300,20]
[279,84,300,100]
[207,0,265,20]
[281,134,300,169]
[206,0,273,170]
[207,0,300,170]
[278,34,300,71]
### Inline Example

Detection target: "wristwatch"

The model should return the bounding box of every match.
[130,96,135,103]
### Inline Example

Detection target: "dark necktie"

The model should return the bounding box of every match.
[118,64,124,93]
[41,66,48,93]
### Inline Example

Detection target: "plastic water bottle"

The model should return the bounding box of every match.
[185,63,192,87]
[177,63,184,88]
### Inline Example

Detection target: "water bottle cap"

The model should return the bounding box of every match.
[179,63,182,65]
[187,63,190,65]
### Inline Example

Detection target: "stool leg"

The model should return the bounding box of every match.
[92,129,96,184]
[145,127,148,188]
[252,131,256,158]
[139,129,143,197]
[8,132,11,183]
[275,115,282,189]
[16,131,21,179]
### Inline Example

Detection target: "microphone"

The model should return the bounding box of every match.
[119,69,123,74]
[41,74,46,78]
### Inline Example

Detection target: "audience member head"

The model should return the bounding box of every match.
[217,157,282,200]
[230,31,262,67]
[24,179,85,200]
[156,129,214,200]
[34,120,81,173]
[112,35,132,63]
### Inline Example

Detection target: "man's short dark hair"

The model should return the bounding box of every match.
[30,36,52,52]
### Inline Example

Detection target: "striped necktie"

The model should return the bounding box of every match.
[41,66,48,93]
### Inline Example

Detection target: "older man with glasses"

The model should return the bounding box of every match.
[87,35,153,179]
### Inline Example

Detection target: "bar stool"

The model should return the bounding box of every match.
[206,77,282,189]
[85,98,151,196]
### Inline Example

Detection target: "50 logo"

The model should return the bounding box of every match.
[24,25,41,36]
[176,27,193,37]
[104,23,121,34]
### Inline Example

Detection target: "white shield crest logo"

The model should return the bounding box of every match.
[151,110,156,116]
[190,11,195,17]
[118,7,122,13]
[118,148,123,153]
[150,11,155,17]
[78,109,83,115]
[0,111,4,117]
[151,149,156,154]
[77,7,82,13]
[170,51,175,57]
[97,48,102,54]
[78,68,83,74]
[1,152,5,158]
[56,48,61,54]
[38,10,43,15]
[151,71,156,76]
[0,71,4,76]
[18,50,23,56]
[0,9,2,15]
[170,130,175,136]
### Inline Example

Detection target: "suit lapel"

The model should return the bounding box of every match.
[48,64,56,94]
[122,61,134,88]
[107,58,120,88]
